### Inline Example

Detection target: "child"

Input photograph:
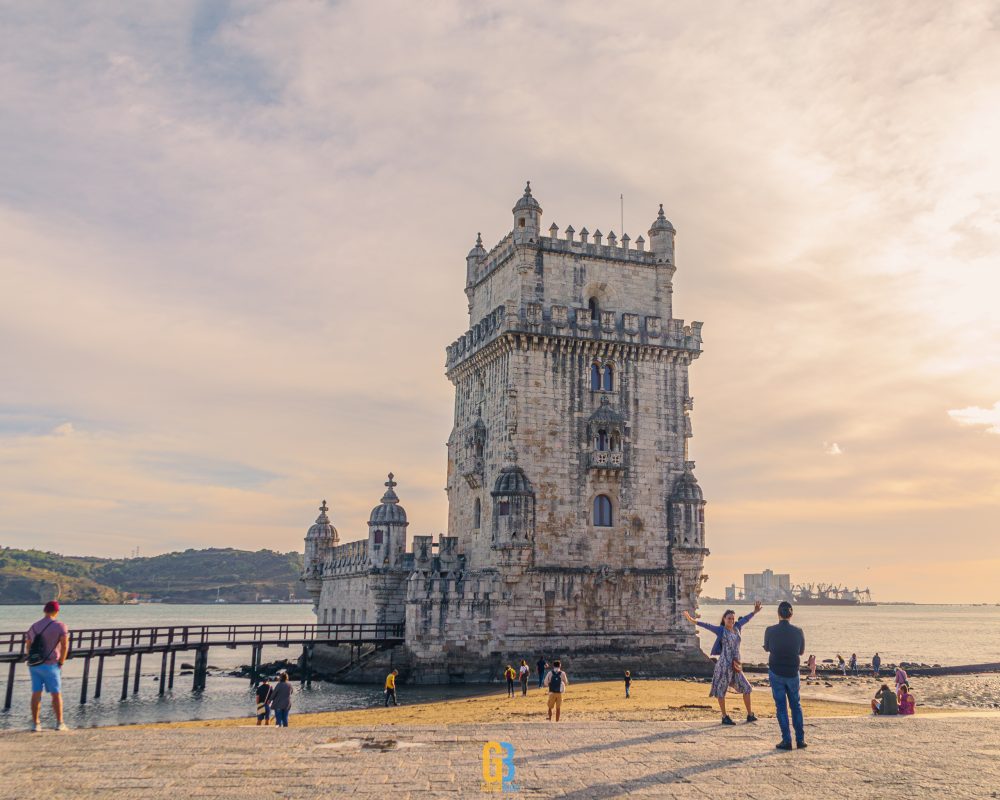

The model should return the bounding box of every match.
[624,670,632,699]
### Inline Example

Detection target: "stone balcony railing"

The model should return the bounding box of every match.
[589,451,624,469]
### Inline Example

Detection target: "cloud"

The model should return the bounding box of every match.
[823,442,844,456]
[0,1,999,600]
[948,402,1000,435]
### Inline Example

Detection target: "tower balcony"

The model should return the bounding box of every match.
[589,451,624,469]
[459,456,485,488]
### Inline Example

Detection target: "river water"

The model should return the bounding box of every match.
[1,603,998,729]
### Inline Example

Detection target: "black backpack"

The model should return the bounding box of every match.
[549,670,562,692]
[27,620,55,667]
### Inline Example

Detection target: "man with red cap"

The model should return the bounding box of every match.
[25,600,70,731]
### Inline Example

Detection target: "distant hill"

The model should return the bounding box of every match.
[0,547,306,604]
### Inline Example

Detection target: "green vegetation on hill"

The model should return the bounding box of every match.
[0,547,306,604]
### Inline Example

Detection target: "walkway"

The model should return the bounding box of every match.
[1,713,997,798]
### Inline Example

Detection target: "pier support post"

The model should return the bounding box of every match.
[80,656,91,705]
[168,651,175,690]
[193,647,209,691]
[121,653,132,701]
[94,655,105,699]
[249,645,260,686]
[4,662,15,711]
[133,653,142,695]
[159,651,168,696]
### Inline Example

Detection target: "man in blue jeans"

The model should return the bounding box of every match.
[763,601,806,750]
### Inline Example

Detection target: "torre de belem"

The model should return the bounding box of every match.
[302,184,710,682]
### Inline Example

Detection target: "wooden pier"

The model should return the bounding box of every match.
[0,622,404,709]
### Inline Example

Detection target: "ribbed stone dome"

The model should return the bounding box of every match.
[467,232,487,259]
[649,203,676,234]
[369,473,408,524]
[670,469,704,502]
[491,465,534,497]
[306,500,338,541]
[512,181,542,215]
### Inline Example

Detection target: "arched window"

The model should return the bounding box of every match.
[474,440,484,458]
[473,498,481,528]
[590,363,601,390]
[588,297,599,317]
[593,495,613,527]
[603,364,614,391]
[596,429,609,451]
[610,432,621,452]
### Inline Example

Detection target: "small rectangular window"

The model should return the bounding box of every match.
[497,501,510,516]
[373,530,384,544]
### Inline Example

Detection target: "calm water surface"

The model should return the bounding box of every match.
[1,603,997,729]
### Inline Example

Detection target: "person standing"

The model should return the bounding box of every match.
[269,672,293,727]
[683,601,761,725]
[384,669,399,706]
[25,600,70,732]
[255,678,273,726]
[872,652,882,677]
[624,670,632,699]
[837,654,846,676]
[894,665,909,693]
[518,660,530,696]
[543,660,568,721]
[763,600,806,750]
[807,654,817,679]
[536,657,547,689]
[849,653,858,676]
[504,665,516,698]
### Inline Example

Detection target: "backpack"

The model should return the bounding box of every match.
[549,670,562,692]
[27,620,56,667]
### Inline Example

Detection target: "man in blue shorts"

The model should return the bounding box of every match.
[26,600,70,731]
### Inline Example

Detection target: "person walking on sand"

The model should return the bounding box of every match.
[807,654,817,679]
[536,657,547,689]
[26,600,70,732]
[849,653,858,676]
[872,652,882,677]
[684,601,762,725]
[763,600,806,750]
[384,669,399,706]
[518,660,530,696]
[270,672,293,727]
[624,670,632,699]
[255,678,273,726]
[543,659,568,721]
[504,664,517,697]
[837,654,846,676]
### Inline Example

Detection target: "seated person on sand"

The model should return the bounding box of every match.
[871,684,899,715]
[897,683,915,716]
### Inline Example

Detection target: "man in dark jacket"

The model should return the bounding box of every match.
[763,601,806,750]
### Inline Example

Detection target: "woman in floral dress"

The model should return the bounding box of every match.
[684,602,761,725]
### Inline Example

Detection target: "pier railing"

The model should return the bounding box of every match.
[1,622,405,708]
[0,622,405,662]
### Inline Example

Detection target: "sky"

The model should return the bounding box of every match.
[1,1,999,603]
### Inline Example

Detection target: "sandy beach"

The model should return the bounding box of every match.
[149,677,914,730]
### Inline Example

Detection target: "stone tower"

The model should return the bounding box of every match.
[406,183,710,678]
[304,183,710,681]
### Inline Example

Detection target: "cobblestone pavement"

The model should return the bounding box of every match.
[2,713,998,799]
